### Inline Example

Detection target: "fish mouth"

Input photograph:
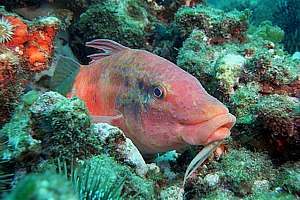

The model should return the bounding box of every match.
[180,113,236,145]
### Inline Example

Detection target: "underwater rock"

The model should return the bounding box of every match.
[148,23,183,62]
[0,90,41,161]
[201,189,237,200]
[92,123,149,176]
[215,54,246,95]
[29,92,102,162]
[277,161,300,196]
[0,47,29,127]
[155,151,179,181]
[292,52,300,60]
[175,4,249,43]
[70,0,154,63]
[230,82,260,125]
[209,0,300,53]
[204,173,219,188]
[0,91,158,198]
[252,21,284,44]
[256,95,300,157]
[147,0,205,23]
[248,49,299,87]
[0,91,102,164]
[252,180,270,193]
[177,26,300,158]
[1,90,152,177]
[160,185,184,200]
[3,153,155,199]
[183,147,278,199]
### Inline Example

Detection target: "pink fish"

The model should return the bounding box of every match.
[51,39,236,155]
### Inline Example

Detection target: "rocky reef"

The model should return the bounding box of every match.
[208,0,300,54]
[0,91,156,199]
[176,16,300,159]
[175,4,249,43]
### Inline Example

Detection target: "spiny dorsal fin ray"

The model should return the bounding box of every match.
[50,55,81,96]
[85,39,129,63]
[87,52,112,64]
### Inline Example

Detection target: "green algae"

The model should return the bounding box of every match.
[253,21,284,43]
[175,4,249,40]
[0,91,40,160]
[248,50,300,85]
[79,155,154,199]
[72,0,152,50]
[230,82,260,125]
[245,191,297,200]
[277,162,300,195]
[29,92,102,162]
[4,154,155,200]
[0,90,155,199]
[4,171,77,200]
[177,30,218,93]
[202,189,238,200]
[0,91,103,163]
[256,95,299,120]
[214,148,276,196]
[183,146,298,199]
[184,146,299,199]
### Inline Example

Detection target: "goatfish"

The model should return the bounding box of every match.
[51,39,236,177]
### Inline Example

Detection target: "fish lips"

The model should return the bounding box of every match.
[180,113,236,145]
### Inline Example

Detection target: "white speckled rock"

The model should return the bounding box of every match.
[252,180,270,192]
[215,54,246,94]
[160,185,184,200]
[147,163,160,174]
[204,173,219,187]
[92,123,148,176]
[118,137,149,176]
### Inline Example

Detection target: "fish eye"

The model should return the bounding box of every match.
[153,86,164,99]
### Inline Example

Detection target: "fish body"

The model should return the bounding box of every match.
[52,39,236,155]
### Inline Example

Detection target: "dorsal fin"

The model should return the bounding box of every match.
[85,39,129,64]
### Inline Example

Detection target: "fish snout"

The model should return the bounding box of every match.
[200,95,230,120]
[181,112,236,145]
[202,113,236,145]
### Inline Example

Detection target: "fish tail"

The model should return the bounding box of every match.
[50,55,81,96]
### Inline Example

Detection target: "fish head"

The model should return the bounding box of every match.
[161,75,236,146]
[114,50,236,154]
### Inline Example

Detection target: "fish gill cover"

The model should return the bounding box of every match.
[0,0,299,200]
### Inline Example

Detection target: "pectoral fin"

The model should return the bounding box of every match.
[91,110,124,127]
[50,56,81,96]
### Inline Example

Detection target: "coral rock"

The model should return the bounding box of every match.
[92,123,149,176]
[175,5,249,43]
[29,92,102,162]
